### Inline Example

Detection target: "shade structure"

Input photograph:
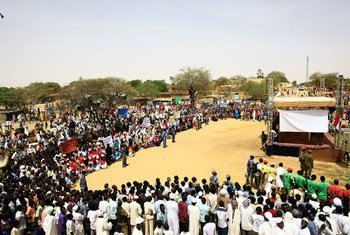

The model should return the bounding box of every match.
[274,97,336,108]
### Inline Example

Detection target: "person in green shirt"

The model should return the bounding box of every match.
[293,170,307,190]
[307,175,318,196]
[280,167,294,194]
[316,175,330,204]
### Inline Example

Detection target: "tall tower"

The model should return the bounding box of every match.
[306,56,309,82]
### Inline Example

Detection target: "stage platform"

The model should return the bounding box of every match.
[272,132,342,162]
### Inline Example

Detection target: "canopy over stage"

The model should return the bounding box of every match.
[274,96,336,108]
[270,97,341,162]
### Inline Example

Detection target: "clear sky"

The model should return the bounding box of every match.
[1,0,349,87]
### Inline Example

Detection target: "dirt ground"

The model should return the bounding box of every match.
[86,119,350,190]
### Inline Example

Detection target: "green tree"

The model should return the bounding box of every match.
[239,80,267,99]
[214,76,229,86]
[61,77,136,122]
[171,67,212,107]
[127,80,143,89]
[127,79,168,97]
[292,80,297,86]
[309,72,338,89]
[266,71,289,85]
[0,87,27,109]
[24,82,61,104]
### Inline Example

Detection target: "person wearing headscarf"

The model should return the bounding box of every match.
[95,209,113,235]
[72,205,85,235]
[42,206,59,235]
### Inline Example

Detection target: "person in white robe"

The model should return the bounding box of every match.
[144,197,156,235]
[165,194,179,235]
[271,217,286,235]
[42,206,59,235]
[72,205,85,235]
[283,212,299,235]
[129,196,143,232]
[276,163,285,190]
[227,202,241,235]
[188,198,200,235]
[132,217,144,235]
[258,212,272,235]
[95,209,113,235]
[202,215,216,235]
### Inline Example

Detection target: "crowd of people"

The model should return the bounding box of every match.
[4,100,350,235]
[2,156,350,235]
[0,100,269,234]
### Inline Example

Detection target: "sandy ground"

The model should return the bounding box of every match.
[86,119,339,190]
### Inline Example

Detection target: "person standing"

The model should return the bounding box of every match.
[166,194,179,235]
[95,209,113,235]
[198,197,210,231]
[144,196,156,235]
[316,176,330,204]
[79,171,88,193]
[178,194,189,233]
[246,155,255,187]
[130,196,143,233]
[275,163,285,192]
[202,215,216,235]
[133,217,144,235]
[240,199,254,235]
[42,206,59,235]
[216,201,228,235]
[162,129,167,148]
[209,171,219,189]
[188,198,200,235]
[280,168,294,195]
[304,150,314,178]
[299,147,307,176]
[328,179,343,204]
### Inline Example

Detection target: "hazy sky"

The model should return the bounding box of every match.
[1,0,350,87]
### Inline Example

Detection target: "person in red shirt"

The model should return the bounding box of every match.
[178,193,189,232]
[267,201,277,217]
[342,183,350,205]
[328,179,343,204]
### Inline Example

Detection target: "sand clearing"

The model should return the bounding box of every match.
[86,119,350,190]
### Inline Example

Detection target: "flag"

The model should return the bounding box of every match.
[334,111,342,130]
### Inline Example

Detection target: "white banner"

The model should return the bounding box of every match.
[279,110,329,133]
[142,117,151,127]
[103,136,113,147]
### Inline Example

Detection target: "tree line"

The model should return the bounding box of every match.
[0,69,346,110]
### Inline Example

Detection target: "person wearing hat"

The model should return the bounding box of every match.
[304,149,314,178]
[95,209,113,235]
[258,212,272,235]
[188,197,200,235]
[299,147,307,176]
[42,206,59,235]
[133,217,144,235]
[280,167,294,195]
[130,196,143,233]
[165,193,180,235]
[271,217,285,234]
[144,196,156,235]
[72,205,85,235]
